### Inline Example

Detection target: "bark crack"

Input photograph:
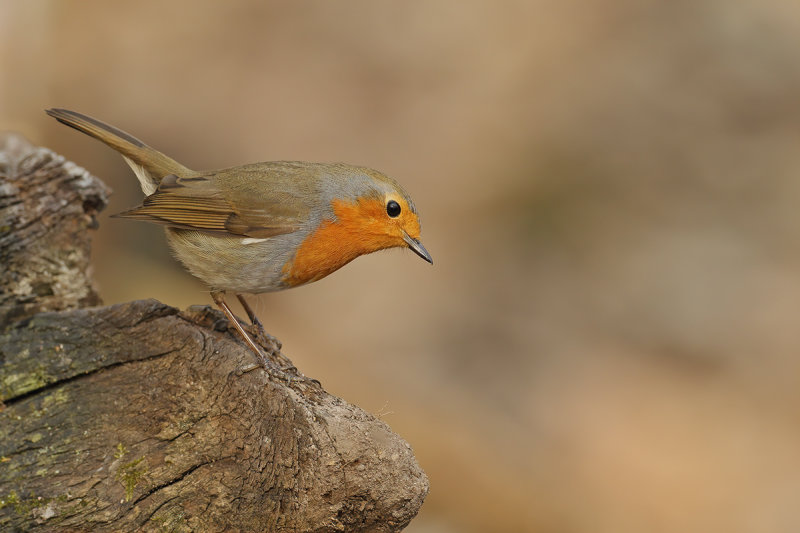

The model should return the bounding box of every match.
[132,461,211,506]
[2,346,182,406]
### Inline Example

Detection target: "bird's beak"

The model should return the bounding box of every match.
[402,231,433,264]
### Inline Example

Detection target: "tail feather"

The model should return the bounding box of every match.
[45,108,193,194]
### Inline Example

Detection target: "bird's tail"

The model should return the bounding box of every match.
[46,108,193,195]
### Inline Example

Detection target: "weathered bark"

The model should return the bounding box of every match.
[0,133,108,324]
[0,134,428,532]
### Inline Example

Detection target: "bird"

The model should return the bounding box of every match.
[46,108,432,371]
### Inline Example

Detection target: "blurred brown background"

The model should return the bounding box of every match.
[4,1,800,531]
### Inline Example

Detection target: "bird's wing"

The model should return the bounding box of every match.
[115,171,307,238]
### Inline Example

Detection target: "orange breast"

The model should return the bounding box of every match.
[282,197,402,287]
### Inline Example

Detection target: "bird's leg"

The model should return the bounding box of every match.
[235,293,296,372]
[236,293,282,351]
[210,290,268,373]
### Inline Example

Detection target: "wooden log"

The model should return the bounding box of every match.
[0,134,428,532]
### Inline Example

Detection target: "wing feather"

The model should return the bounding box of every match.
[114,174,303,238]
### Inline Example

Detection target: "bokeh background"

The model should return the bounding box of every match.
[4,1,800,531]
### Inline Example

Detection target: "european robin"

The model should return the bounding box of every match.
[46,108,432,370]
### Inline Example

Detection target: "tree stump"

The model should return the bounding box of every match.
[0,134,428,532]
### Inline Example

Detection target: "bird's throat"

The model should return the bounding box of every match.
[281,197,398,287]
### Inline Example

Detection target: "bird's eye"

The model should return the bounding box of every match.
[386,200,401,218]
